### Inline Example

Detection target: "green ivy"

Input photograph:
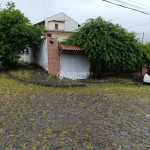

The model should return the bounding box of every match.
[63,17,145,73]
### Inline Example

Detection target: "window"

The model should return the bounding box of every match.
[47,34,51,37]
[55,24,58,30]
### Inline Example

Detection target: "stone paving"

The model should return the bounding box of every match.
[0,78,150,149]
[42,93,150,150]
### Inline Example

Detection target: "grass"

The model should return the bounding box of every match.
[1,72,146,93]
[0,74,150,149]
[111,76,133,82]
[10,69,32,79]
[9,69,82,86]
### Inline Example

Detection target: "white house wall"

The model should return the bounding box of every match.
[20,39,48,71]
[48,21,65,30]
[48,22,54,30]
[58,22,65,30]
[60,52,90,79]
[45,12,79,31]
[50,32,70,41]
[34,39,48,71]
[64,15,79,31]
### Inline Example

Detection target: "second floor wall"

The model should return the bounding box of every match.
[46,31,71,41]
[48,21,65,31]
[45,12,79,31]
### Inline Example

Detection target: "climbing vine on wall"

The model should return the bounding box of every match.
[63,17,144,73]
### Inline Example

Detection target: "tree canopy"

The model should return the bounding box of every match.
[143,43,150,67]
[64,17,145,74]
[0,2,44,67]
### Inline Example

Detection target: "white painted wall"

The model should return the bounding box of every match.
[34,39,48,71]
[45,13,64,30]
[60,52,90,79]
[64,15,79,31]
[50,32,70,41]
[20,39,48,71]
[48,22,54,30]
[48,21,65,30]
[45,12,79,31]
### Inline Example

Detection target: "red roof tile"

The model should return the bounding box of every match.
[59,44,82,51]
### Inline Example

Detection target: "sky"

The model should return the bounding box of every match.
[1,0,150,43]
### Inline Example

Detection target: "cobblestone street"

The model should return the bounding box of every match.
[0,76,150,149]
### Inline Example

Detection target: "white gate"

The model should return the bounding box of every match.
[60,53,90,79]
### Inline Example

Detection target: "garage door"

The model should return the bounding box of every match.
[60,53,90,79]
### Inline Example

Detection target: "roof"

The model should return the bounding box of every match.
[34,20,45,25]
[46,30,73,33]
[48,20,65,23]
[59,44,82,51]
[34,12,80,26]
[45,12,80,26]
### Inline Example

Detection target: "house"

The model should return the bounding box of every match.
[35,12,80,41]
[20,13,90,79]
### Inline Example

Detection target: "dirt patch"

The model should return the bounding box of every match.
[9,67,86,87]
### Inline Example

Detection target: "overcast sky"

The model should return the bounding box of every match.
[1,0,150,43]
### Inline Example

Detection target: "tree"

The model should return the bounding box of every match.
[64,17,145,75]
[143,43,150,68]
[0,2,44,67]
